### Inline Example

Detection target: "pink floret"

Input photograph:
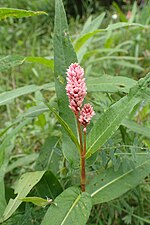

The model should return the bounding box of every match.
[79,103,95,128]
[66,63,87,115]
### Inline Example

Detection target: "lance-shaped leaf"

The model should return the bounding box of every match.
[20,196,50,207]
[2,171,45,222]
[87,75,136,93]
[0,83,54,106]
[54,0,79,163]
[86,73,150,158]
[0,8,47,20]
[86,155,150,205]
[26,57,54,71]
[45,103,80,152]
[41,187,92,225]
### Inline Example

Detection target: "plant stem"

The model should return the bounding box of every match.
[81,128,86,192]
[76,114,83,153]
[76,114,86,192]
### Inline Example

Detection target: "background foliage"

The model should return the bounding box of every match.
[0,0,150,224]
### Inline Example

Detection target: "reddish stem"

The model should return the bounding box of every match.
[81,128,86,192]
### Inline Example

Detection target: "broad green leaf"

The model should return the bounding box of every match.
[122,119,150,138]
[0,55,25,72]
[35,137,60,174]
[20,197,50,207]
[0,8,47,20]
[86,73,150,158]
[2,171,45,222]
[86,155,150,205]
[45,103,80,152]
[87,75,136,93]
[0,83,54,106]
[41,187,92,225]
[26,57,54,71]
[35,171,63,200]
[54,0,79,163]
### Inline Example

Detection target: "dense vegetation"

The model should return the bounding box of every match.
[0,0,150,224]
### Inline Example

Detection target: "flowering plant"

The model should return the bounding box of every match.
[66,63,95,192]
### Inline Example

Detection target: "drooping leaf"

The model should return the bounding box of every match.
[54,0,79,164]
[0,8,47,20]
[41,187,92,225]
[26,57,54,71]
[86,155,150,205]
[86,73,150,158]
[2,171,45,222]
[87,75,136,93]
[0,83,54,106]
[20,197,50,207]
[45,103,80,152]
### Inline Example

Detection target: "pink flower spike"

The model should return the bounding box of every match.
[66,63,87,115]
[79,103,95,129]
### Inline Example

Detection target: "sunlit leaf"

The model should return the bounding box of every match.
[41,187,92,225]
[0,8,47,20]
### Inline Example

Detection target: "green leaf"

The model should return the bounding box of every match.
[6,153,38,173]
[122,119,150,138]
[0,8,47,20]
[2,171,45,222]
[74,12,105,62]
[45,103,80,152]
[113,60,144,71]
[74,22,146,55]
[26,57,54,71]
[0,182,7,220]
[0,55,25,72]
[86,74,150,158]
[35,137,60,174]
[86,155,150,205]
[35,171,63,200]
[87,75,136,93]
[20,197,50,207]
[41,187,92,225]
[54,0,78,163]
[0,83,54,106]
[113,2,128,22]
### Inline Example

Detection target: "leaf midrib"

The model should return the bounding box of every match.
[91,159,149,197]
[61,194,81,225]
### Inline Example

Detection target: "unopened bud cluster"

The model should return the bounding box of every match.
[66,63,95,129]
